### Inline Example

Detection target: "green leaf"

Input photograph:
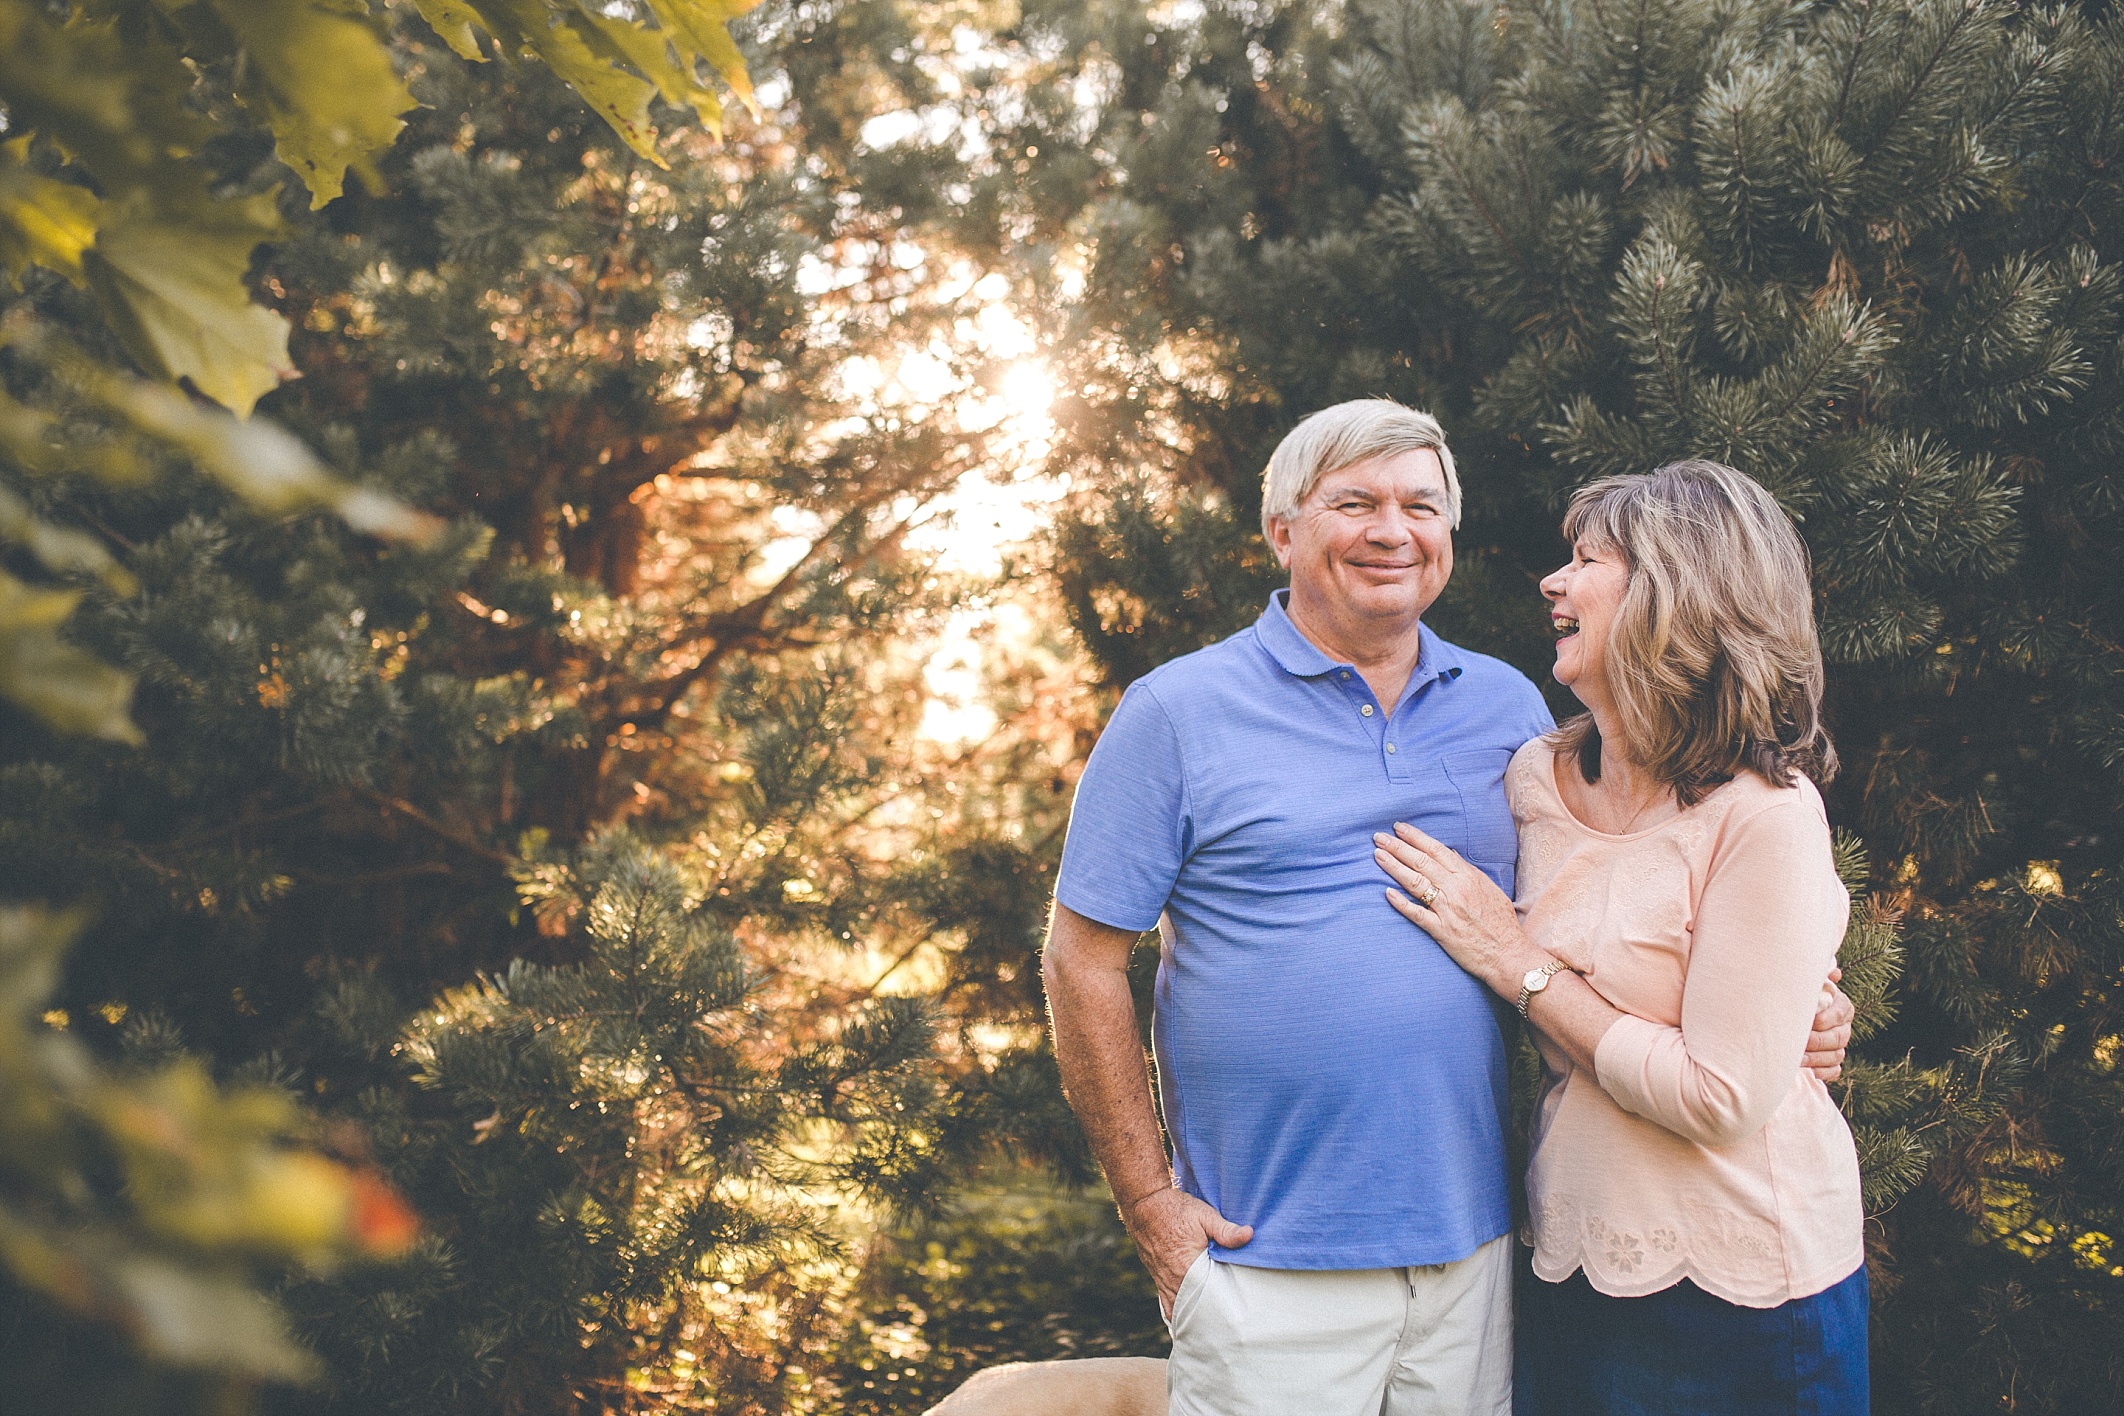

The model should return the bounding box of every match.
[0,572,140,743]
[210,0,420,209]
[399,0,758,159]
[68,353,435,537]
[0,6,217,193]
[110,1253,321,1382]
[406,0,489,60]
[498,0,662,163]
[645,0,759,114]
[4,317,437,542]
[586,6,722,134]
[81,186,294,417]
[0,485,133,591]
[0,139,101,286]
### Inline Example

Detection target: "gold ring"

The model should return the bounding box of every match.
[1415,881,1440,908]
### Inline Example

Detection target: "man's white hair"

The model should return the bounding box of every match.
[1259,398,1463,539]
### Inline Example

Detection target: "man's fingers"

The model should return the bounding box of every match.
[1178,1194,1251,1250]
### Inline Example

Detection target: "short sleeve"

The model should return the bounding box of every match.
[1054,681,1191,933]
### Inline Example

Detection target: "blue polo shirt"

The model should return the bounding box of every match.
[1055,590,1554,1270]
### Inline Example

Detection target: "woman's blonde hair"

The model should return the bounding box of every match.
[1554,459,1836,805]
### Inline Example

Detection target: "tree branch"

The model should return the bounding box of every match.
[351,785,518,866]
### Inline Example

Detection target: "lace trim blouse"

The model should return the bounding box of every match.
[1510,740,1864,1308]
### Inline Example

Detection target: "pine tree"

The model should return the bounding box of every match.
[9,4,1110,1409]
[995,2,2124,1408]
[289,831,963,1414]
[0,0,753,1405]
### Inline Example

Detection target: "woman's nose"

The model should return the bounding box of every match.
[1539,567,1566,599]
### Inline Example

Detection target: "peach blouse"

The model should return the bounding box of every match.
[1509,740,1864,1308]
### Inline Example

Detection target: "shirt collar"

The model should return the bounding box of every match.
[1255,589,1466,688]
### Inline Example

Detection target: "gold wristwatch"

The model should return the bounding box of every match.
[1516,959,1571,1016]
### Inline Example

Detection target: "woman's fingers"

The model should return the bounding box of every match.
[1389,822,1465,877]
[1385,888,1429,925]
[1373,830,1427,868]
[1375,832,1453,892]
[1373,843,1429,890]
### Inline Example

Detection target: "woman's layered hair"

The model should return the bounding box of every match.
[1554,458,1836,805]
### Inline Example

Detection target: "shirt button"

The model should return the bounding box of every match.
[1340,671,1351,679]
[1361,704,1374,717]
[1386,743,1397,753]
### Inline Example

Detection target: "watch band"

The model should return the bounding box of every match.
[1516,959,1571,1016]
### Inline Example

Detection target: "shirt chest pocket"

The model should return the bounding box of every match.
[1443,747,1519,888]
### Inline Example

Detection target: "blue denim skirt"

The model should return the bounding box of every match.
[1515,1258,1869,1416]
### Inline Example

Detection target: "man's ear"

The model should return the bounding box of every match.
[1265,515,1292,568]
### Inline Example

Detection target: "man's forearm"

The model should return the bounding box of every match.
[1042,913,1173,1213]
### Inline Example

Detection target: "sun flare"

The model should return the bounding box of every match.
[998,360,1056,418]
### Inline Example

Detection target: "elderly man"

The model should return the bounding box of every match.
[1042,400,1852,1416]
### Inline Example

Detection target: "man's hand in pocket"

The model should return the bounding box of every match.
[1122,1188,1253,1315]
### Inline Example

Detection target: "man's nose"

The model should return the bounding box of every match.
[1363,508,1415,544]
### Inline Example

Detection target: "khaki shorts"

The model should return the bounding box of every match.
[1166,1233,1514,1416]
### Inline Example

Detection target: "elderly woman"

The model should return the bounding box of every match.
[1373,460,1866,1414]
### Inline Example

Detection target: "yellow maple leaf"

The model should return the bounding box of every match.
[211,0,421,209]
[82,187,294,417]
[0,139,102,286]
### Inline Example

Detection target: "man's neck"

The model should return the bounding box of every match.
[1283,588,1426,712]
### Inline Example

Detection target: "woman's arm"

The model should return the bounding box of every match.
[1375,803,1850,1145]
[1587,800,1848,1146]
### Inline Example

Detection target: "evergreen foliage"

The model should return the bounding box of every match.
[293,832,958,1413]
[8,4,1096,1409]
[0,0,753,735]
[818,1190,1163,1414]
[0,903,416,1416]
[1002,1,2124,1407]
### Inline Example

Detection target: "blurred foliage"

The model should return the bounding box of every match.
[0,0,754,739]
[4,0,1111,1411]
[0,0,758,1411]
[0,905,416,1413]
